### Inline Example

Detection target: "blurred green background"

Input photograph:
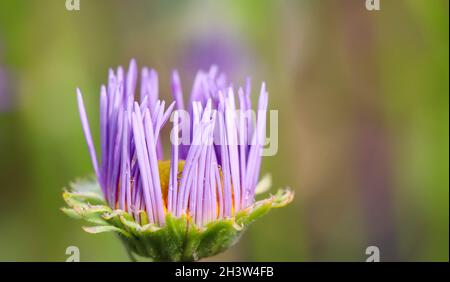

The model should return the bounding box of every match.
[0,0,448,261]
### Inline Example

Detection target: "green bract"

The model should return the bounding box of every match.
[62,178,294,262]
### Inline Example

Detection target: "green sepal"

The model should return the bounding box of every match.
[83,225,131,237]
[62,178,294,261]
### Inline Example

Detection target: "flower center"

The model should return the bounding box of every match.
[157,160,185,208]
[157,160,232,215]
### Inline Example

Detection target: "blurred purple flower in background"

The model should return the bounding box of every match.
[0,40,16,113]
[181,32,252,81]
[0,65,14,113]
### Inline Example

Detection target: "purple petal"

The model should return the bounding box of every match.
[77,89,101,186]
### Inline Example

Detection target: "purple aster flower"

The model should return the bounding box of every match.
[64,59,293,261]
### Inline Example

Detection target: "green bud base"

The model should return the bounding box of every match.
[62,178,294,262]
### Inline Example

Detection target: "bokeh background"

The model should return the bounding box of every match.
[0,0,448,261]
